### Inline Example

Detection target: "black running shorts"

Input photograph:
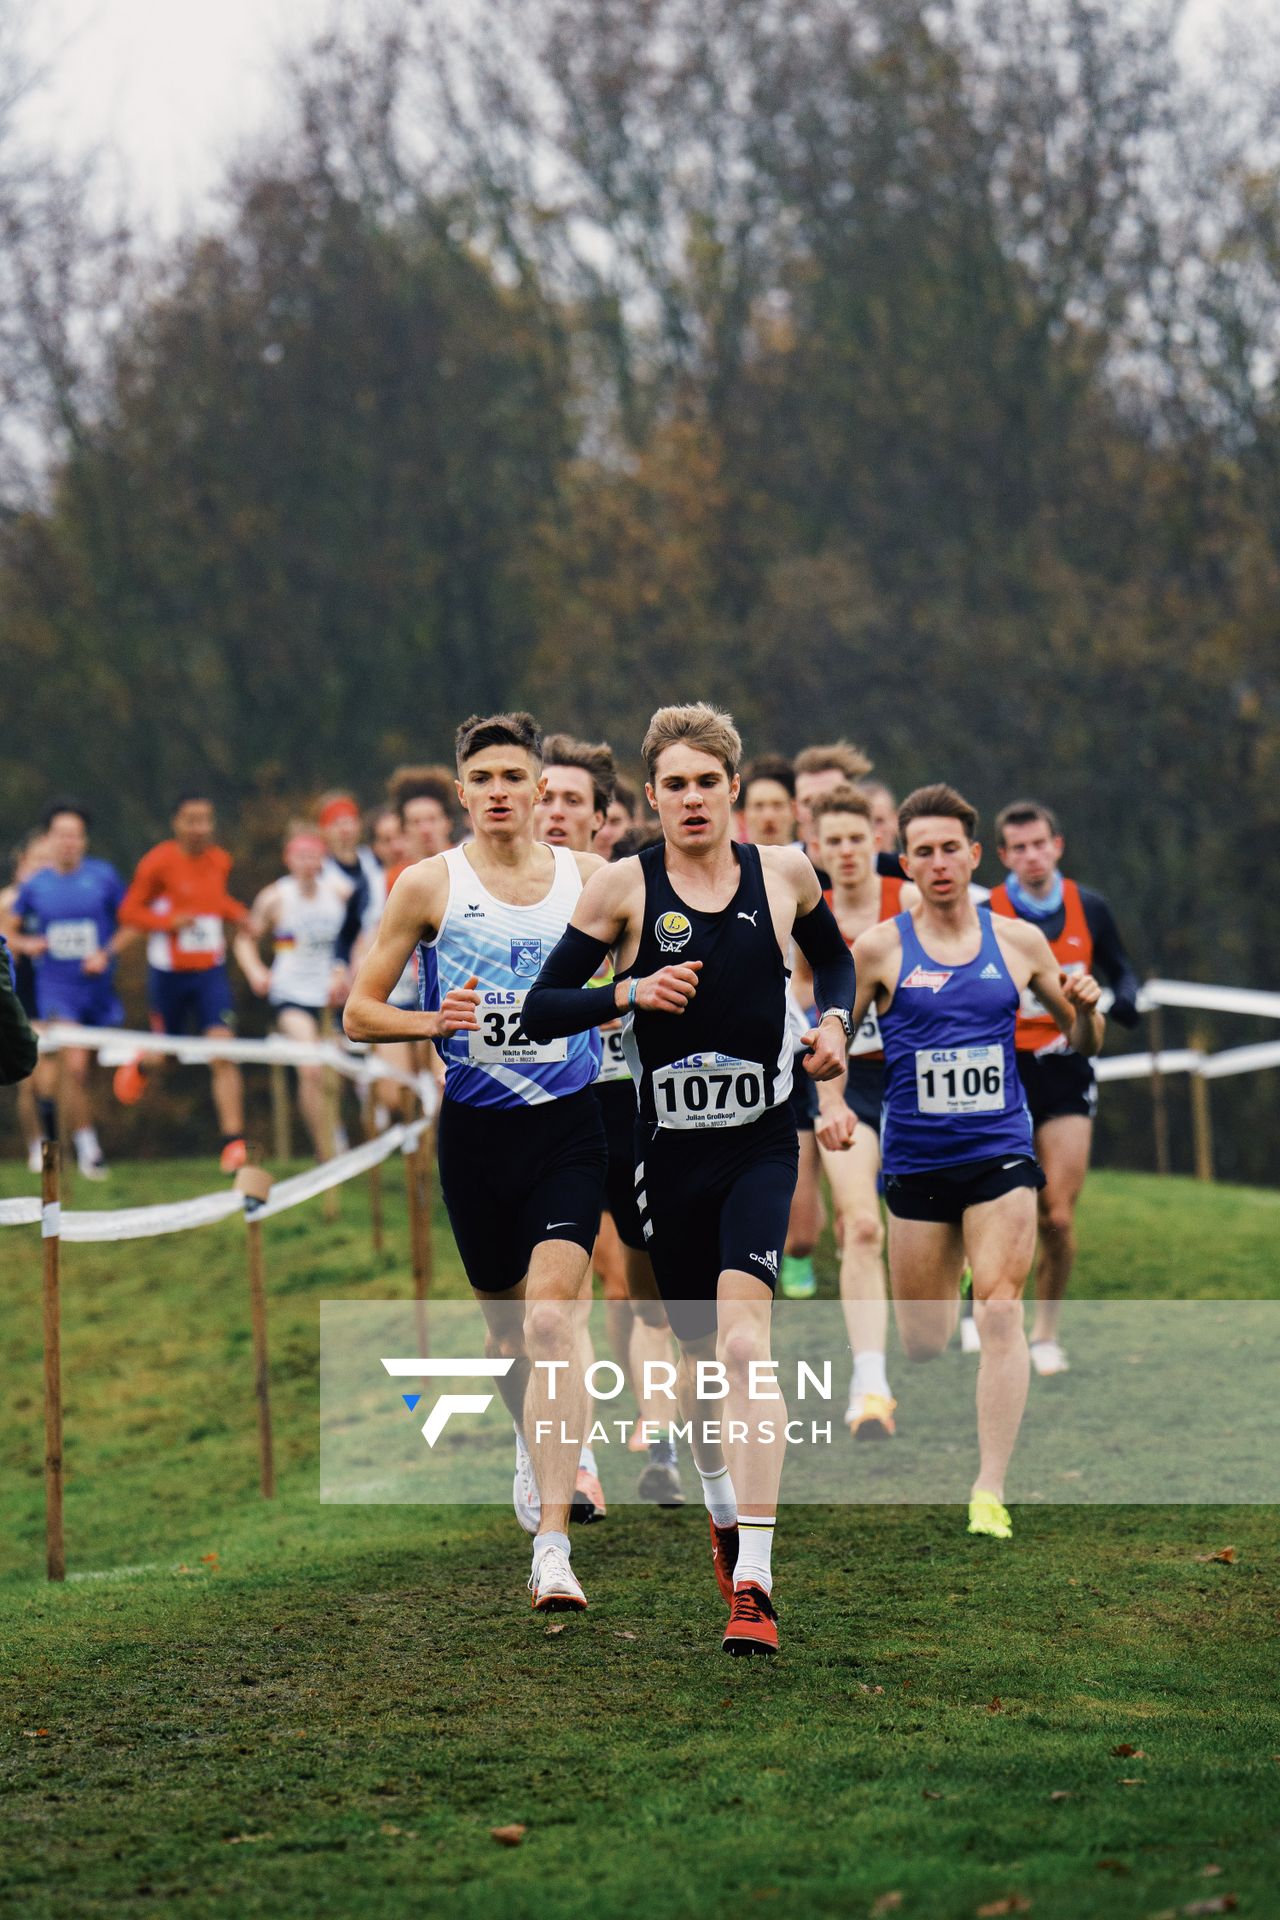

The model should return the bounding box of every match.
[1016,1050,1098,1127]
[843,1060,885,1134]
[436,1089,607,1294]
[787,1051,818,1133]
[634,1105,800,1343]
[883,1153,1045,1224]
[595,1078,646,1252]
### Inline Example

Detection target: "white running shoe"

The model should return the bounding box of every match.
[513,1446,541,1536]
[27,1139,42,1174]
[960,1315,982,1354]
[77,1152,110,1182]
[1030,1339,1070,1377]
[528,1543,587,1612]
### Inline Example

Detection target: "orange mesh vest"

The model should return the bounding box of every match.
[989,878,1092,1052]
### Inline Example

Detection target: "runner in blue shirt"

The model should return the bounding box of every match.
[819,783,1103,1544]
[8,802,129,1179]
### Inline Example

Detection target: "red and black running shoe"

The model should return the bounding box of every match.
[722,1583,778,1657]
[710,1516,739,1606]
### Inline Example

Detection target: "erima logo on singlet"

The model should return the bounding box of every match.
[655,910,692,955]
[510,938,542,976]
[901,965,952,993]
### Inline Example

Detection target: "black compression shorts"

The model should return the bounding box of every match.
[843,1060,885,1134]
[634,1105,799,1343]
[787,1051,818,1132]
[595,1078,646,1251]
[1016,1050,1098,1126]
[436,1088,607,1294]
[883,1153,1044,1224]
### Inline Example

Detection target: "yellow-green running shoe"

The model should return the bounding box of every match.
[967,1491,1013,1539]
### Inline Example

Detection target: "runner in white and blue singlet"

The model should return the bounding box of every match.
[344,711,607,1618]
[822,782,1103,1547]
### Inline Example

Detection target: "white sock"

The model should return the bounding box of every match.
[735,1516,776,1593]
[74,1127,100,1157]
[578,1443,598,1477]
[374,1102,391,1132]
[532,1529,570,1563]
[699,1463,738,1529]
[852,1349,890,1400]
[514,1423,530,1468]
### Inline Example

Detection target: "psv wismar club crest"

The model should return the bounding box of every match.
[510,938,543,977]
[655,910,692,955]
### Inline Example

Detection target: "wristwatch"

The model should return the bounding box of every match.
[820,1007,853,1048]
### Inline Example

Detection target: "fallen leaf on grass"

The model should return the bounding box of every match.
[613,1630,638,1640]
[976,1899,1031,1916]
[225,1833,273,1846]
[922,1789,944,1800]
[379,1823,416,1838]
[1095,1859,1128,1875]
[987,1697,1003,1713]
[491,1825,527,1847]
[1199,1865,1223,1877]
[543,1623,568,1637]
[1117,1778,1145,1787]
[20,1730,49,1739]
[1110,1744,1146,1758]
[1193,1547,1237,1564]
[200,1552,219,1566]
[858,1683,885,1695]
[1182,1899,1237,1916]
[870,1896,903,1916]
[1047,1791,1072,1802]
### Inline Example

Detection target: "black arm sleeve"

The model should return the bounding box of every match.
[791,896,856,1017]
[0,939,38,1085]
[334,876,367,966]
[521,926,619,1041]
[1082,890,1141,1028]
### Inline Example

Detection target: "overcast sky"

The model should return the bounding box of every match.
[16,0,1265,237]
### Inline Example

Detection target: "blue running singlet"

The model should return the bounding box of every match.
[879,909,1034,1176]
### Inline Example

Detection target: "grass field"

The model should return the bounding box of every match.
[1,1160,1277,1918]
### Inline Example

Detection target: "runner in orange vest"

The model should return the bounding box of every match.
[989,800,1141,1376]
[809,786,918,1438]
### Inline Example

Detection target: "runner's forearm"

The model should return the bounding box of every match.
[791,896,856,1015]
[522,928,619,1040]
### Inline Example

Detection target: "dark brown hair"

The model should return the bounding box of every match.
[741,754,796,801]
[809,784,874,832]
[455,712,542,769]
[898,783,979,844]
[995,800,1060,847]
[542,733,617,817]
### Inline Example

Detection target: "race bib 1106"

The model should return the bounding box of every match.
[915,1044,1005,1115]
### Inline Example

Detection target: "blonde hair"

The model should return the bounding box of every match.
[642,703,742,783]
[793,740,872,781]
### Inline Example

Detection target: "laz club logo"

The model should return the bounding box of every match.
[655,910,692,955]
[510,938,542,976]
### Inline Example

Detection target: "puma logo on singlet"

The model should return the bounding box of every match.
[737,910,758,926]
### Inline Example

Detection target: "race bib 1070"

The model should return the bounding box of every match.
[653,1053,767,1130]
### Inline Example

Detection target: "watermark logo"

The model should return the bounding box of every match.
[381,1357,513,1446]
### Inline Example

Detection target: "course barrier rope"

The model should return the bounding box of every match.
[34,1020,433,1099]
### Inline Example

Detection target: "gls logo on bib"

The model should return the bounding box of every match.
[655,910,692,955]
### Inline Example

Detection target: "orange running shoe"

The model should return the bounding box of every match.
[112,1057,149,1106]
[571,1463,606,1523]
[847,1391,897,1441]
[722,1583,778,1656]
[219,1137,248,1175]
[710,1516,739,1606]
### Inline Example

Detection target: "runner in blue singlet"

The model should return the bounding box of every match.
[819,782,1104,1544]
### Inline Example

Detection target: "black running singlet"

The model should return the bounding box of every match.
[624,841,794,1130]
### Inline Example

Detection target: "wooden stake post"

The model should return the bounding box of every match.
[1148,1003,1171,1177]
[362,1089,384,1258]
[235,1165,277,1497]
[42,1142,65,1583]
[270,1062,292,1163]
[1189,1025,1215,1183]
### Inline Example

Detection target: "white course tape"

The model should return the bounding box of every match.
[1145,979,1280,1022]
[61,1190,244,1244]
[36,1023,424,1094]
[0,1197,42,1226]
[253,1125,412,1220]
[1195,1039,1280,1081]
[1094,1050,1204,1083]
